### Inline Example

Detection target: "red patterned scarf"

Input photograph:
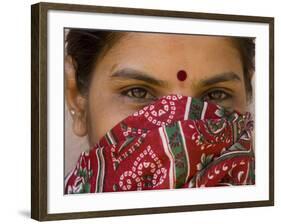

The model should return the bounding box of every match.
[65,94,255,194]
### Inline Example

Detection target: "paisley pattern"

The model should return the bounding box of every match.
[65,94,255,194]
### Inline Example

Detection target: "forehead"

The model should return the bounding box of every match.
[98,32,244,84]
[115,32,237,52]
[106,32,241,65]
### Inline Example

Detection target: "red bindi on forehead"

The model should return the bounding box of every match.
[177,70,187,81]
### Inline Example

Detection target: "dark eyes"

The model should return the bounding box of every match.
[121,87,232,104]
[125,88,147,98]
[201,89,232,102]
[121,87,156,101]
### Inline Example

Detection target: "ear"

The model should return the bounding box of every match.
[65,55,88,137]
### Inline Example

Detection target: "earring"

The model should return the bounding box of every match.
[70,109,75,115]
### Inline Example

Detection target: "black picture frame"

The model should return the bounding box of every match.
[31,2,274,221]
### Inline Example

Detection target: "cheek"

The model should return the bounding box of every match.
[88,93,135,145]
[87,70,139,145]
[233,90,248,113]
[88,99,116,145]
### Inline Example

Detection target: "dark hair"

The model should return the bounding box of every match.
[232,37,255,99]
[66,29,255,98]
[65,29,125,95]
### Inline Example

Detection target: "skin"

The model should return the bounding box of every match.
[65,32,248,146]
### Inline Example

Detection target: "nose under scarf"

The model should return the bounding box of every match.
[65,94,255,194]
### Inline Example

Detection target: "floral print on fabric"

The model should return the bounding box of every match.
[65,94,255,194]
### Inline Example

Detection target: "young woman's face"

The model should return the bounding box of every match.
[72,33,249,145]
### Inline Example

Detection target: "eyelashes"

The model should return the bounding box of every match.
[119,86,233,106]
[122,87,150,99]
[120,86,157,103]
[201,89,233,102]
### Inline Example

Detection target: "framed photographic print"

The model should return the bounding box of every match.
[31,2,274,221]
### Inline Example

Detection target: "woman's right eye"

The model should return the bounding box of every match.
[121,87,156,101]
[126,88,147,98]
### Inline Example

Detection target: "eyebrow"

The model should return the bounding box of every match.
[110,68,169,87]
[110,67,241,87]
[199,72,241,87]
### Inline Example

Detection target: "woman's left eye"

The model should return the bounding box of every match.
[201,89,232,102]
